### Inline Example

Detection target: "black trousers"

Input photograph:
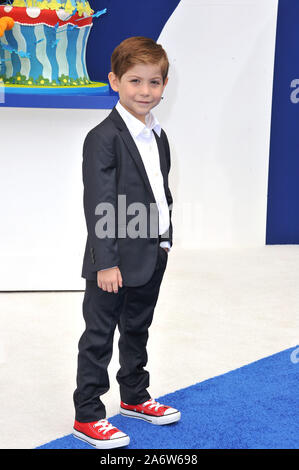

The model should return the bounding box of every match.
[73,246,168,422]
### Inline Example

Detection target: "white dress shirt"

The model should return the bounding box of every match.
[100,100,171,271]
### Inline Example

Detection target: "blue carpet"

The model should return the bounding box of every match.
[36,346,299,449]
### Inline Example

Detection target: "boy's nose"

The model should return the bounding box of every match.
[140,85,150,96]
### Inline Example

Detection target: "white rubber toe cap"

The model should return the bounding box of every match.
[164,407,179,415]
[111,431,128,439]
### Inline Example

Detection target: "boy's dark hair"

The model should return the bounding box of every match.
[111,36,169,84]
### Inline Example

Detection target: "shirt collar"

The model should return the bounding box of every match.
[116,100,161,138]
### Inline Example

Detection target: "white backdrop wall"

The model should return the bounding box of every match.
[0,0,278,290]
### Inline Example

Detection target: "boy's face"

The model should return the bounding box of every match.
[108,62,168,124]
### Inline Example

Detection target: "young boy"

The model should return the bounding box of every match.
[73,36,180,449]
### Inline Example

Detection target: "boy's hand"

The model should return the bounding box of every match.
[97,267,123,293]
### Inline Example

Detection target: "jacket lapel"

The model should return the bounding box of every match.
[153,129,168,194]
[108,107,168,201]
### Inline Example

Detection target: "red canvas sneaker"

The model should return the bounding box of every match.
[120,398,181,425]
[73,418,130,449]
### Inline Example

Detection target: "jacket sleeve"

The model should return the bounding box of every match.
[82,129,121,271]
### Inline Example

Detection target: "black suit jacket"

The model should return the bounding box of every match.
[81,106,173,287]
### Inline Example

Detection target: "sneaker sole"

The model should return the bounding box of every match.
[120,408,181,425]
[73,428,130,449]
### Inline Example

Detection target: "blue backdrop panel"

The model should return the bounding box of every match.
[87,0,181,83]
[266,0,299,244]
[0,0,181,109]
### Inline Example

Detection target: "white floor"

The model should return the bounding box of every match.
[0,246,298,449]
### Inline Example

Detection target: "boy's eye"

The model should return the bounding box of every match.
[130,79,161,85]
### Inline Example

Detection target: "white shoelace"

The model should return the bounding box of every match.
[93,419,116,435]
[142,398,163,411]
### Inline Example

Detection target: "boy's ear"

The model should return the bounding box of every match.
[163,76,169,90]
[108,72,119,92]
